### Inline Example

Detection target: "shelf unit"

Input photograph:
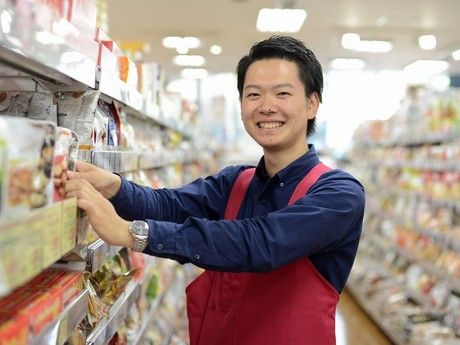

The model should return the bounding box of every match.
[348,100,460,343]
[86,280,141,345]
[31,289,89,345]
[0,4,211,345]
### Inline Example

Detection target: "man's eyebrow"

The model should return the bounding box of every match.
[273,83,294,89]
[243,83,294,90]
[243,85,261,90]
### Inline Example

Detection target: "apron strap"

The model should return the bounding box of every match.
[224,168,256,220]
[288,162,331,205]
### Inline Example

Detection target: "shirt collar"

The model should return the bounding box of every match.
[255,145,320,183]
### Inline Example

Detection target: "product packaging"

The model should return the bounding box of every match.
[56,90,100,146]
[0,117,56,219]
[53,127,78,202]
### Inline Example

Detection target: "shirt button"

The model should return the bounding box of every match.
[157,243,164,250]
[280,182,284,187]
[194,254,201,260]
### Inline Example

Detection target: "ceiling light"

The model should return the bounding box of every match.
[341,33,392,53]
[162,36,201,50]
[173,55,205,67]
[256,8,307,33]
[162,36,182,48]
[404,60,449,76]
[331,58,365,70]
[354,40,393,53]
[341,33,360,49]
[181,68,208,79]
[452,49,460,61]
[210,45,222,55]
[418,34,436,50]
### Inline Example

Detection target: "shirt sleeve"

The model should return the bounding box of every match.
[143,171,366,272]
[109,166,246,222]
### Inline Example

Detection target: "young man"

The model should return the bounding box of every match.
[66,36,365,345]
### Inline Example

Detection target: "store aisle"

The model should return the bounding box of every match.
[336,290,392,345]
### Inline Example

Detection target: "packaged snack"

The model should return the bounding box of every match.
[56,90,100,145]
[97,100,121,146]
[0,117,56,219]
[28,92,58,123]
[53,127,78,201]
[0,92,33,117]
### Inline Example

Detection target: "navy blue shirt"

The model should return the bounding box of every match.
[110,146,365,293]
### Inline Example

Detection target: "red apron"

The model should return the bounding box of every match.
[186,163,338,345]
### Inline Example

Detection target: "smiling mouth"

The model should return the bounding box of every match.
[257,121,285,129]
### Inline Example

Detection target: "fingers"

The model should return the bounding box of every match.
[75,160,95,173]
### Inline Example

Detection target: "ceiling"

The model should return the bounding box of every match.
[107,0,460,81]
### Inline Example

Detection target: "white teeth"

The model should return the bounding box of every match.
[259,122,283,129]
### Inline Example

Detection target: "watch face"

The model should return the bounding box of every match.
[132,221,149,237]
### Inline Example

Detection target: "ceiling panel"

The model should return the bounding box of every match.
[107,0,460,80]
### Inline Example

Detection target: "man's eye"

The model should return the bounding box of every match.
[247,93,259,98]
[278,92,290,96]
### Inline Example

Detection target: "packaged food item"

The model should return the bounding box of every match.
[97,100,121,146]
[56,90,100,145]
[53,127,78,201]
[0,91,33,117]
[0,313,29,345]
[28,92,58,123]
[0,117,56,219]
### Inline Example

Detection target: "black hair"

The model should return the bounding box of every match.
[236,36,323,137]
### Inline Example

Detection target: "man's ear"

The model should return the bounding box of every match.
[307,93,320,120]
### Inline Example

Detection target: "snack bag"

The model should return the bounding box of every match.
[56,90,100,145]
[53,127,78,201]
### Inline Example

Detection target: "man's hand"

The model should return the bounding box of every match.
[67,161,122,199]
[65,176,134,248]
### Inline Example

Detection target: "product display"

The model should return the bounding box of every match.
[348,89,460,344]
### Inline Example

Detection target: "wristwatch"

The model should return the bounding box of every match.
[128,220,149,252]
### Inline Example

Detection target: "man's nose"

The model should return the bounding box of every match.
[258,96,276,114]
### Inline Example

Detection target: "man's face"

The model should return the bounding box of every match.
[241,59,318,155]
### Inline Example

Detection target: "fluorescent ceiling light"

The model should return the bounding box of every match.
[181,68,208,79]
[162,36,201,50]
[355,40,392,53]
[418,35,436,50]
[341,33,392,53]
[404,60,449,76]
[173,55,205,67]
[331,58,365,70]
[210,45,222,55]
[256,8,307,33]
[452,49,460,61]
[341,33,360,49]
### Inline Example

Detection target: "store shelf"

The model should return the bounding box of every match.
[386,131,459,147]
[98,69,143,112]
[92,149,140,174]
[31,289,89,345]
[347,284,407,345]
[86,239,122,274]
[0,201,77,298]
[0,11,97,89]
[368,160,460,172]
[86,280,141,345]
[129,290,165,345]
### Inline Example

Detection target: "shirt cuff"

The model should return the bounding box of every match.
[109,175,133,210]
